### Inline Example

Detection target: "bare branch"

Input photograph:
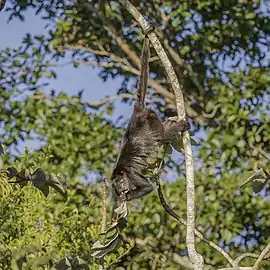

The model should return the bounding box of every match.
[104,25,141,69]
[56,44,131,67]
[182,132,203,269]
[218,267,254,270]
[163,39,205,95]
[193,224,234,266]
[101,178,108,233]
[78,59,174,101]
[29,92,139,108]
[253,243,270,270]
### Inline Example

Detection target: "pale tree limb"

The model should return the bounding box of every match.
[253,243,270,270]
[120,0,204,269]
[234,251,270,266]
[217,267,254,270]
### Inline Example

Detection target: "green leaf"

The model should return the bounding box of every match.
[170,139,184,153]
[47,174,67,199]
[31,168,46,189]
[0,143,3,155]
[190,137,198,145]
[240,169,269,194]
[252,178,268,194]
[6,167,18,179]
[52,257,71,270]
[72,257,89,269]
[91,237,122,258]
[245,13,255,20]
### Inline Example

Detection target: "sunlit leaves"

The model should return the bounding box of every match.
[7,166,67,198]
[0,0,269,269]
[47,173,67,199]
[241,168,270,194]
[91,201,128,258]
[52,257,71,270]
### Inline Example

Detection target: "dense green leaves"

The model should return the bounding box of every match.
[0,0,269,269]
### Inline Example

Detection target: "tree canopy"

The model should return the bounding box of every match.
[0,0,269,269]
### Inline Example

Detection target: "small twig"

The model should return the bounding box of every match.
[217,267,254,270]
[56,44,131,67]
[104,25,141,69]
[30,92,134,107]
[101,178,108,234]
[163,39,205,95]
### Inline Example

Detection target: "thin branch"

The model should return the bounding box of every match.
[78,59,174,101]
[104,25,141,69]
[56,44,131,67]
[120,1,204,269]
[183,131,204,269]
[234,251,270,266]
[253,243,270,270]
[101,178,108,233]
[217,267,254,270]
[163,39,205,95]
[29,92,140,108]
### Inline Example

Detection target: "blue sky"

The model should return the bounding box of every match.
[0,8,132,119]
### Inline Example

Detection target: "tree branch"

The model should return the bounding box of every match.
[217,267,254,270]
[100,178,108,233]
[104,25,141,69]
[253,243,270,270]
[29,92,140,108]
[77,59,175,101]
[163,39,205,95]
[234,251,270,266]
[120,1,204,269]
[56,44,131,67]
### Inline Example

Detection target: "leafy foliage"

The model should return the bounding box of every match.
[0,0,269,269]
